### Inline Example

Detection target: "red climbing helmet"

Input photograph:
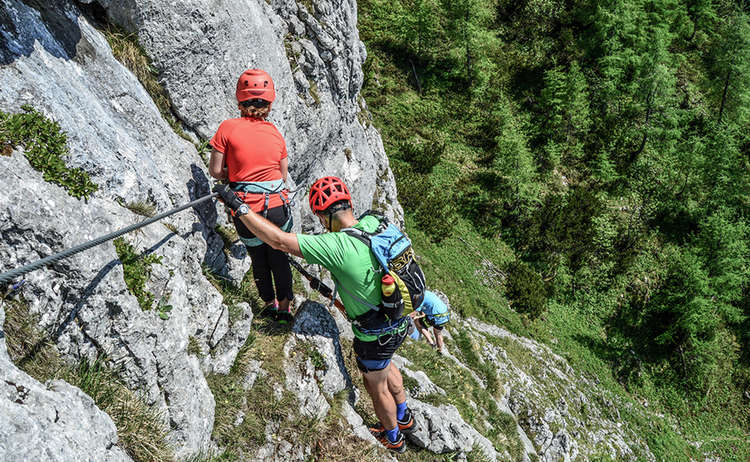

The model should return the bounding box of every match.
[309,176,352,214]
[236,69,276,103]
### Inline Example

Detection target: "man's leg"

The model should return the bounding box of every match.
[385,362,406,404]
[386,362,416,432]
[361,367,397,430]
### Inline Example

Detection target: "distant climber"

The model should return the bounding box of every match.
[410,290,450,354]
[213,177,417,453]
[208,69,294,324]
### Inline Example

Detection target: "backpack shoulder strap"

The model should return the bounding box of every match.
[334,279,381,313]
[341,227,371,246]
[357,210,385,222]
[341,211,388,246]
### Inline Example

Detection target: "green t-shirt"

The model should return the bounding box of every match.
[297,215,382,340]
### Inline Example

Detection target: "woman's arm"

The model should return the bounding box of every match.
[209,149,228,180]
[280,157,288,183]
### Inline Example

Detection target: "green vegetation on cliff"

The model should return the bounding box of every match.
[359,0,750,459]
[0,106,98,200]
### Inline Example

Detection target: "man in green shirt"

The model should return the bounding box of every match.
[213,176,415,453]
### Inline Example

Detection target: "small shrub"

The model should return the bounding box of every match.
[304,344,328,372]
[505,260,546,319]
[156,296,173,320]
[113,238,162,311]
[397,136,445,174]
[187,336,203,358]
[0,106,98,199]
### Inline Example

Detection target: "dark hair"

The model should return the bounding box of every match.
[323,200,351,215]
[240,99,270,108]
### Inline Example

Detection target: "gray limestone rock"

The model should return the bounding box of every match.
[0,304,132,462]
[407,399,498,461]
[0,0,251,454]
[0,0,404,457]
[282,335,330,419]
[204,302,254,375]
[468,319,654,462]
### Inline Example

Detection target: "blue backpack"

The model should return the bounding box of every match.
[341,211,426,323]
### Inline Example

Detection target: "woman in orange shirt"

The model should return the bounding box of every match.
[208,69,294,323]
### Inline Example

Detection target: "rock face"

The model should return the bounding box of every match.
[0,0,401,457]
[0,304,133,462]
[467,320,655,462]
[408,399,500,461]
[81,0,403,227]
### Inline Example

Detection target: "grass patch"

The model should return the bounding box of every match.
[309,80,321,106]
[283,34,301,72]
[203,265,264,308]
[187,336,203,358]
[214,225,239,250]
[163,222,178,234]
[2,297,174,462]
[196,140,211,168]
[405,215,522,332]
[101,25,190,142]
[0,106,98,199]
[398,333,524,460]
[113,237,162,311]
[298,0,314,14]
[454,329,499,395]
[119,199,156,217]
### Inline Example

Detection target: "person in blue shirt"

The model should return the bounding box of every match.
[412,290,450,354]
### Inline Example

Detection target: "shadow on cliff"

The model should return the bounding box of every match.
[186,163,227,271]
[0,0,82,65]
[292,301,357,403]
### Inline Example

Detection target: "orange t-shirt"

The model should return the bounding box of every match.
[210,117,288,212]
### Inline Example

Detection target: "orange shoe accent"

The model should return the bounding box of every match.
[376,431,406,453]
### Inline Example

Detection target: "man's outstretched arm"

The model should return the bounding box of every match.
[213,184,302,258]
[237,210,302,258]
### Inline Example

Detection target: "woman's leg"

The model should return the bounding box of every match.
[267,246,293,310]
[263,205,294,318]
[233,213,276,308]
[247,243,276,307]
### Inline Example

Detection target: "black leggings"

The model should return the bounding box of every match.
[233,205,293,304]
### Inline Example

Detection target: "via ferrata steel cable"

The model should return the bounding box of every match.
[0,193,219,285]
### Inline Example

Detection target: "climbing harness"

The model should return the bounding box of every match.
[229,180,307,247]
[0,192,219,286]
[357,316,409,346]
